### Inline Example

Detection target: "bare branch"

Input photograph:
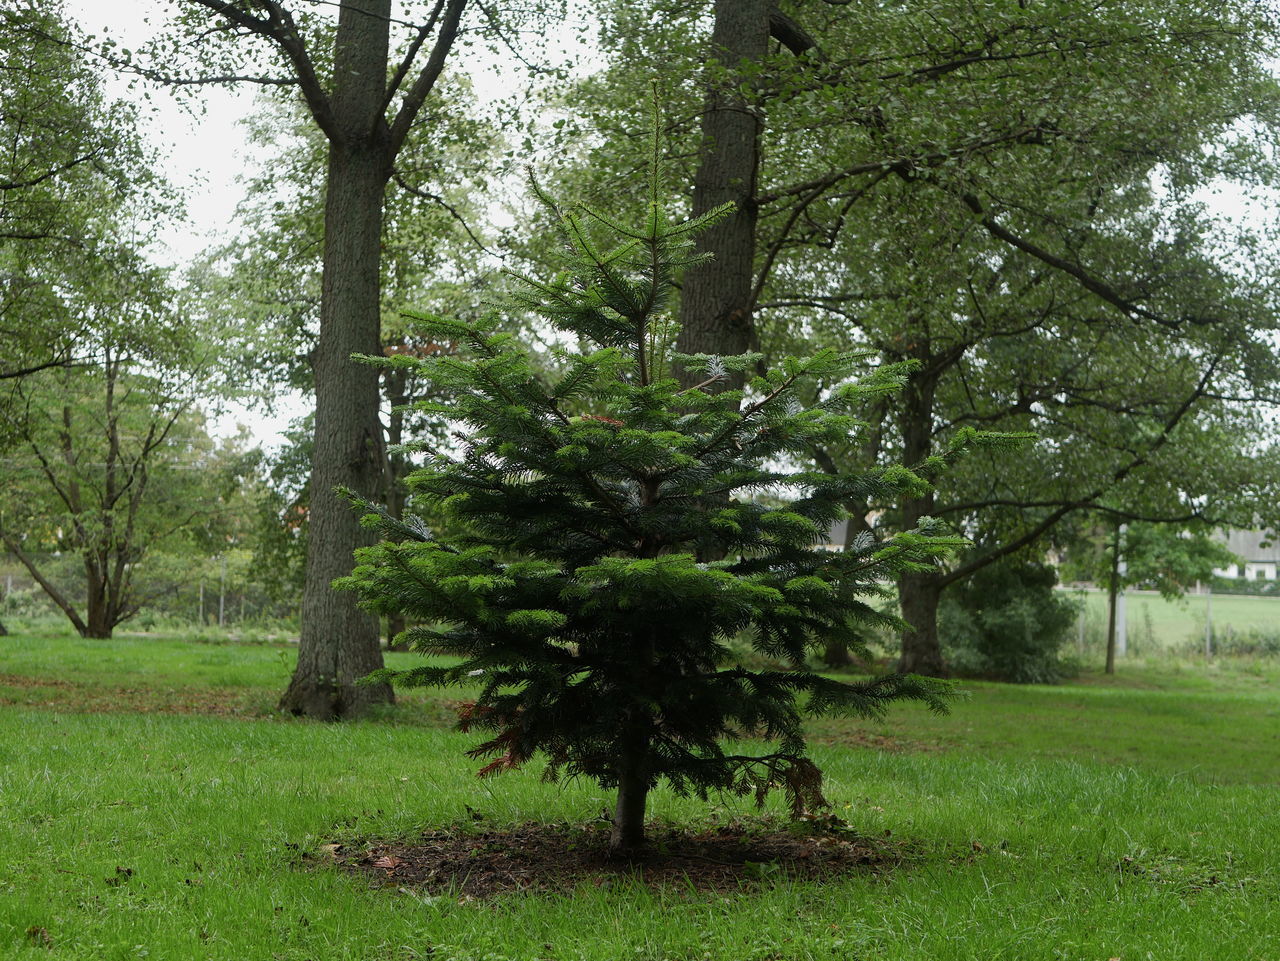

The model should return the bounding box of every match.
[939,353,1223,586]
[0,149,104,191]
[391,166,496,255]
[769,6,820,57]
[959,191,1183,329]
[757,126,1048,205]
[0,355,79,381]
[382,0,446,114]
[388,0,468,157]
[189,0,337,139]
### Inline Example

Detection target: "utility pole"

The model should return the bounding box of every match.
[218,555,226,627]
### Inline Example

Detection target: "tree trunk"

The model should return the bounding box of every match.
[282,0,395,718]
[898,571,945,675]
[609,730,651,858]
[822,639,852,668]
[674,0,771,389]
[896,353,947,676]
[83,566,113,639]
[1105,522,1120,674]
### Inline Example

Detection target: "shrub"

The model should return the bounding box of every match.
[940,560,1077,683]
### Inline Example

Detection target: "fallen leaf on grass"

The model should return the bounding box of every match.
[25,926,52,948]
[318,843,343,858]
[371,855,404,870]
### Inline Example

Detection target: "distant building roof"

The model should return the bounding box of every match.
[1221,529,1280,563]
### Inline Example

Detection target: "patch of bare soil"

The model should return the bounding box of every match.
[808,727,946,754]
[0,673,264,717]
[329,817,911,898]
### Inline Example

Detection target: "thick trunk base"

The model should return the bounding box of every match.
[279,671,392,721]
[897,572,946,677]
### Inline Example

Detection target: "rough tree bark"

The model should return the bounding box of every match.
[895,350,948,676]
[200,0,472,718]
[674,0,771,389]
[282,128,393,716]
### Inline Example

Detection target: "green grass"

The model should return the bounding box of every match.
[1074,588,1280,652]
[3,630,1280,960]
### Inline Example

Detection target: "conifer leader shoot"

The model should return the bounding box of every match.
[340,152,1003,856]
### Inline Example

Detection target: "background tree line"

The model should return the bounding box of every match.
[3,0,1280,707]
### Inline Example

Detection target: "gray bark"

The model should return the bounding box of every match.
[282,0,397,717]
[267,0,469,718]
[674,0,771,388]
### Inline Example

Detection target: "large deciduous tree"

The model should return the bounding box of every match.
[564,0,1280,675]
[134,0,495,717]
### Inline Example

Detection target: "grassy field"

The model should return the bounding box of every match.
[1073,588,1280,654]
[3,630,1280,960]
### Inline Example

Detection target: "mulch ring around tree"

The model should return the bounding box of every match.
[325,816,914,898]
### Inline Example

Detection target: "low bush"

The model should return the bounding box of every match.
[940,561,1079,683]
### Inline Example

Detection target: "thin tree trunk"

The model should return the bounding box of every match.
[609,730,651,857]
[383,363,410,652]
[674,0,770,389]
[282,0,395,718]
[1105,522,1120,674]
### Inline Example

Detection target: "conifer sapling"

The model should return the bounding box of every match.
[341,149,976,856]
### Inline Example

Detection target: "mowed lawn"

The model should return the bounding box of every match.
[1074,588,1280,651]
[2,630,1279,960]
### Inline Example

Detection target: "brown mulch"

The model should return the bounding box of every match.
[328,817,911,898]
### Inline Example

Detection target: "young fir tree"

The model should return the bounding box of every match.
[341,167,982,857]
